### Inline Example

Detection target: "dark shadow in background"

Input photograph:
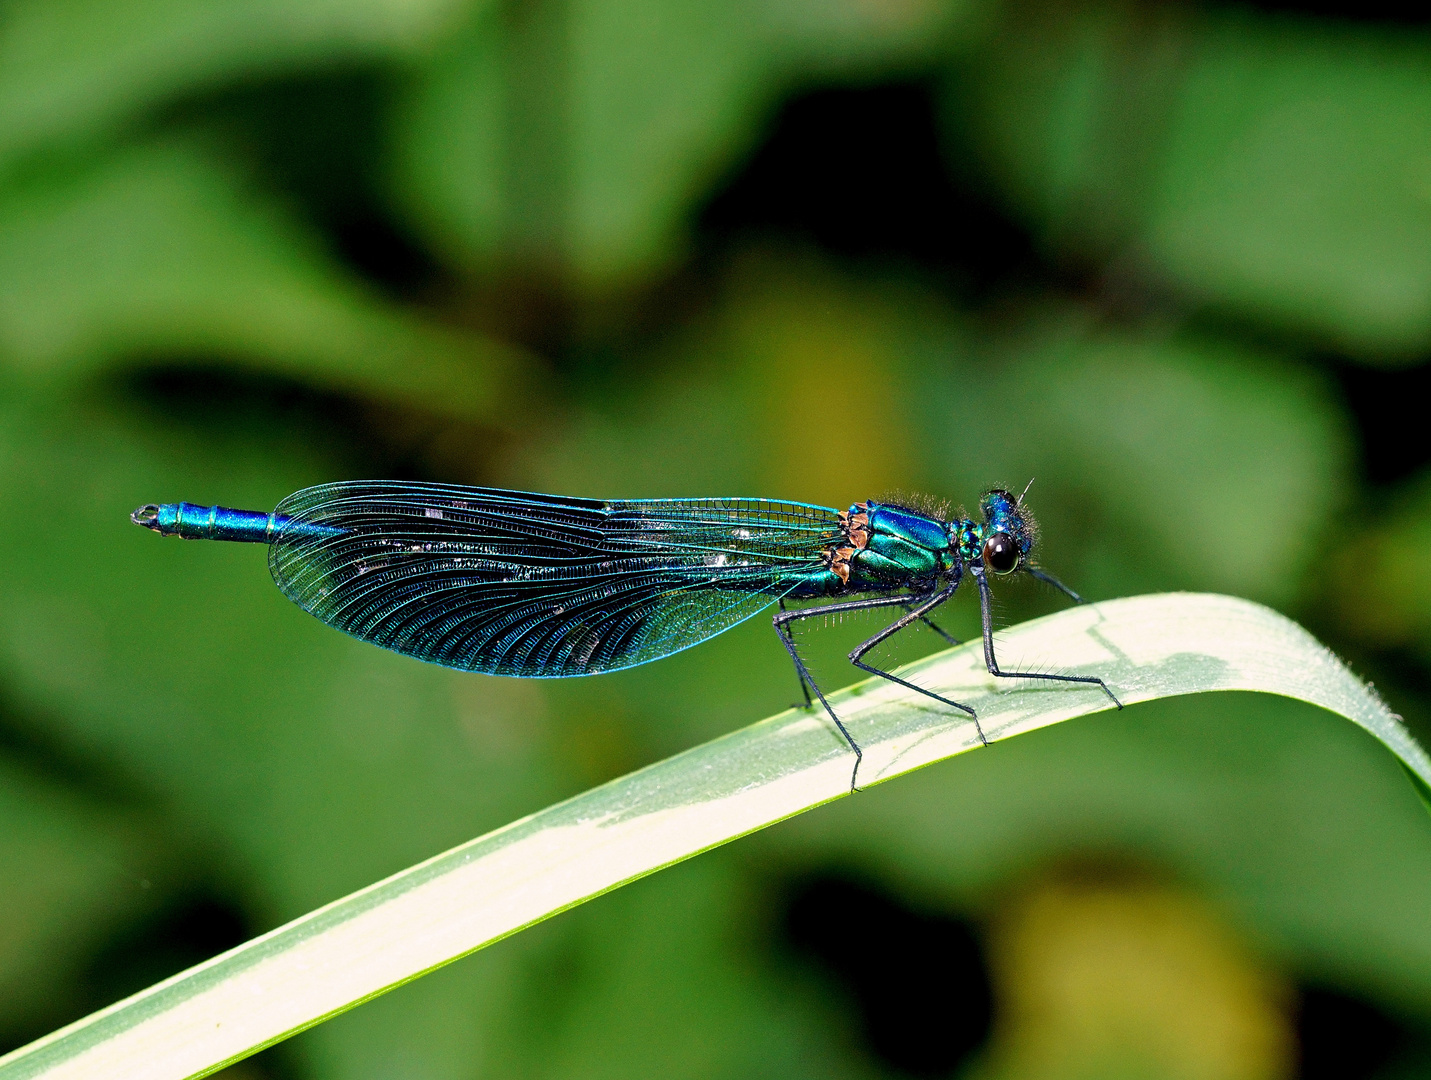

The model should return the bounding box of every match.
[1232,0,1431,23]
[1333,361,1431,489]
[1297,984,1431,1079]
[698,82,1045,302]
[0,695,151,813]
[162,67,445,301]
[120,365,494,485]
[1316,357,1431,745]
[782,873,992,1077]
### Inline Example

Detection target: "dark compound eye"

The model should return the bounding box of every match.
[982,532,1019,575]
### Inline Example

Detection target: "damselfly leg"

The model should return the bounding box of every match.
[780,594,957,708]
[778,598,814,710]
[776,592,917,790]
[774,586,980,790]
[848,583,982,744]
[1027,566,1086,604]
[905,604,960,646]
[972,565,1122,707]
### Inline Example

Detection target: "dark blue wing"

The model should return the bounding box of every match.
[267,482,842,676]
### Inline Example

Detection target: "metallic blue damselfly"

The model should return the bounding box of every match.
[132,483,1120,787]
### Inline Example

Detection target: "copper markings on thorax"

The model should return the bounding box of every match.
[827,503,872,584]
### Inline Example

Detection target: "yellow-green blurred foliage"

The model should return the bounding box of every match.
[980,870,1292,1080]
[1,0,1430,1077]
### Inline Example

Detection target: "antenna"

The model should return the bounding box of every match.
[1017,477,1035,506]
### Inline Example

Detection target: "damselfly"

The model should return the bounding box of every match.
[132,483,1120,787]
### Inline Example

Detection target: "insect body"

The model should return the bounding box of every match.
[132,483,1120,788]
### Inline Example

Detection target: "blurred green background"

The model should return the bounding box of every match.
[3,0,1431,1077]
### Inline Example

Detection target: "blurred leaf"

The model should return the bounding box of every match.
[1332,469,1431,656]
[300,944,537,1080]
[393,0,970,285]
[953,2,1431,360]
[519,263,1347,607]
[512,260,929,507]
[0,382,566,1079]
[0,762,171,1046]
[926,312,1350,605]
[502,850,865,1080]
[0,0,474,174]
[391,5,505,274]
[972,873,1292,1080]
[0,139,534,423]
[1150,15,1431,362]
[0,592,1419,1080]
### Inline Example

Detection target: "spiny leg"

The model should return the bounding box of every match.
[773,591,923,791]
[973,565,1122,707]
[850,583,986,745]
[1027,566,1086,605]
[904,603,959,646]
[778,598,814,709]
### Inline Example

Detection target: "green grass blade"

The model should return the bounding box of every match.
[1,592,1423,1080]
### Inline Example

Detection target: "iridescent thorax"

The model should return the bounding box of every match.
[825,488,1036,591]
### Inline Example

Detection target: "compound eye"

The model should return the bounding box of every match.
[983,532,1019,575]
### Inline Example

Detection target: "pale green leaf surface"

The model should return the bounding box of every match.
[0,593,1422,1080]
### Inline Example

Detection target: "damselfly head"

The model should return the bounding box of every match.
[978,488,1037,575]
